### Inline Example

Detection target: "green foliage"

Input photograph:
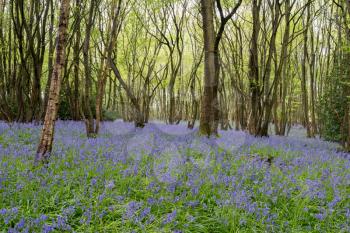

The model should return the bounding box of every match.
[57,93,119,121]
[248,145,283,161]
[319,53,349,143]
[57,93,72,120]
[102,109,120,121]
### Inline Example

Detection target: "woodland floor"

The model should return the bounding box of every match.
[0,121,349,232]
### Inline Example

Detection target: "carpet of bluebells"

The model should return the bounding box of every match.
[0,120,349,232]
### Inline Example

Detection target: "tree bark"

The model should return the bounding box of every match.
[108,0,144,127]
[212,0,242,133]
[248,0,261,135]
[199,0,216,136]
[72,0,82,121]
[301,4,312,138]
[83,0,96,138]
[35,0,70,164]
[43,0,55,120]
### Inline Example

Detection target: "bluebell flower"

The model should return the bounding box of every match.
[0,208,6,215]
[239,218,247,226]
[186,200,199,208]
[123,201,143,220]
[315,212,326,221]
[11,207,19,215]
[90,178,97,186]
[42,225,54,233]
[187,215,195,222]
[162,210,177,225]
[98,193,106,202]
[106,180,115,189]
[139,207,151,221]
[147,198,156,205]
[15,218,25,230]
[345,208,350,218]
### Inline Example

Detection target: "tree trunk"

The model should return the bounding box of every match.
[168,81,176,124]
[35,0,70,164]
[108,1,144,127]
[94,0,119,134]
[95,59,108,134]
[346,1,350,151]
[199,0,216,136]
[43,0,55,120]
[301,5,312,138]
[309,24,317,136]
[83,0,96,138]
[248,0,261,135]
[72,0,81,121]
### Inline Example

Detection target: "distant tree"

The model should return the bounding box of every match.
[82,0,98,138]
[301,3,313,138]
[212,0,242,133]
[320,0,350,151]
[108,0,147,127]
[0,0,348,149]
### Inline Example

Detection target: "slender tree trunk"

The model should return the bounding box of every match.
[107,75,112,109]
[72,0,81,121]
[95,59,108,134]
[199,0,216,136]
[302,5,312,138]
[43,0,55,120]
[248,0,261,135]
[83,0,96,137]
[276,0,291,136]
[168,80,176,124]
[163,88,167,121]
[95,7,115,134]
[35,0,70,164]
[211,0,242,133]
[188,72,198,129]
[309,19,317,136]
[108,0,144,127]
[346,1,350,151]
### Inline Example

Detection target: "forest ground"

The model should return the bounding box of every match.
[0,120,349,232]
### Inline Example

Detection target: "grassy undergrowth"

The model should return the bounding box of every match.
[0,121,349,232]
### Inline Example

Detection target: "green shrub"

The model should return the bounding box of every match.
[319,53,349,144]
[102,109,120,121]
